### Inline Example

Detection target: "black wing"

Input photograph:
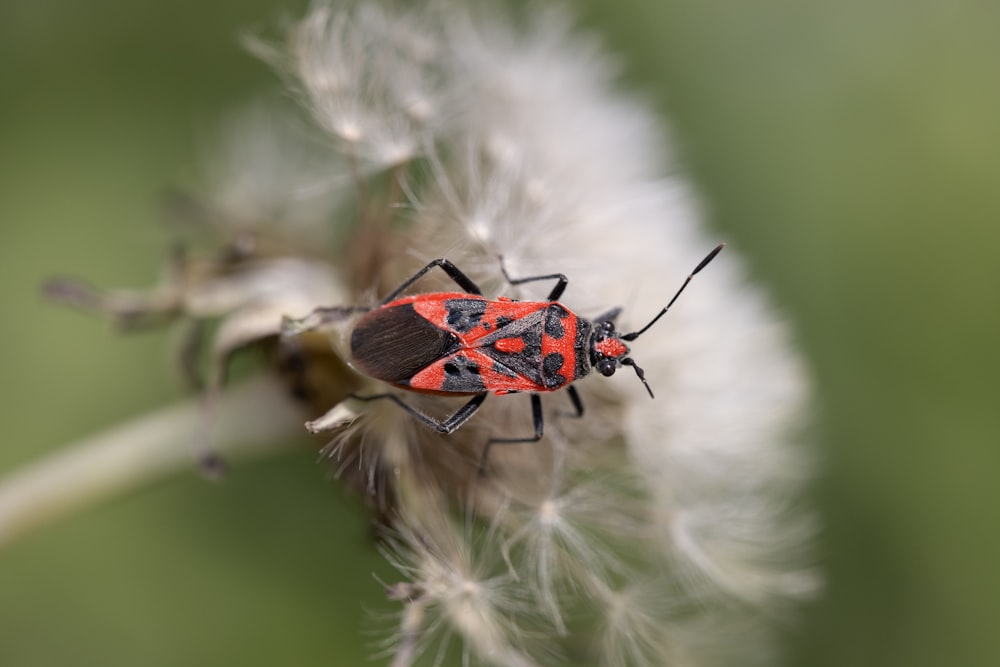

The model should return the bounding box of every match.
[350,303,461,383]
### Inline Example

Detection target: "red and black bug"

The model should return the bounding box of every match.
[283,244,724,469]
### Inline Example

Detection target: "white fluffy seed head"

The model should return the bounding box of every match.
[75,2,819,665]
[378,509,554,667]
[253,3,818,665]
[254,2,451,171]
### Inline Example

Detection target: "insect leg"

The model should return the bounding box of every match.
[478,393,545,474]
[498,256,569,301]
[351,392,488,434]
[280,306,369,339]
[565,385,585,418]
[382,259,484,303]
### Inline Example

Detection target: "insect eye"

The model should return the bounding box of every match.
[597,359,616,377]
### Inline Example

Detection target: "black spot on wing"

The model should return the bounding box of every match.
[542,352,566,388]
[445,298,487,332]
[441,354,486,392]
[351,303,460,383]
[521,330,543,358]
[544,305,567,338]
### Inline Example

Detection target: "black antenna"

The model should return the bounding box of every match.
[621,357,653,398]
[622,243,724,342]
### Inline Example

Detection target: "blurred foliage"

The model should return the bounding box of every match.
[1,0,998,666]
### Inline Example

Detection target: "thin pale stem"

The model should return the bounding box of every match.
[0,376,305,549]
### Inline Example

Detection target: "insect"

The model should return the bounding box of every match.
[283,244,724,470]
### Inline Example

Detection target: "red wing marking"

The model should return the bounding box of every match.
[399,293,480,330]
[494,337,526,354]
[407,349,542,394]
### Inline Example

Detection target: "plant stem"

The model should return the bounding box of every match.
[0,376,305,548]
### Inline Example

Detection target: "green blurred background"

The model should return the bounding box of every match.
[1,0,997,665]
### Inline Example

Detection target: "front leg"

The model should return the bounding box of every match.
[280,306,369,339]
